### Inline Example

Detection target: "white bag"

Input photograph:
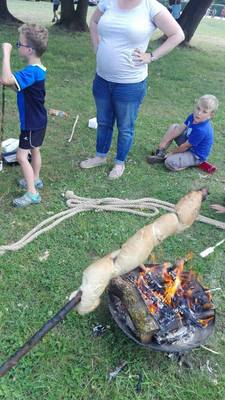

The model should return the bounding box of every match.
[1,138,19,164]
[2,138,19,153]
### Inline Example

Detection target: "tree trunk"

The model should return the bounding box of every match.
[59,0,89,31]
[0,0,21,23]
[178,0,213,44]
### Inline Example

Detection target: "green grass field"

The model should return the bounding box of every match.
[0,3,225,399]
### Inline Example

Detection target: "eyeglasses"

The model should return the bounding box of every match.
[16,41,33,49]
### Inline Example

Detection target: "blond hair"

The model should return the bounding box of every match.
[197,95,219,113]
[18,24,48,57]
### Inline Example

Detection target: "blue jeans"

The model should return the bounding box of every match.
[93,74,147,164]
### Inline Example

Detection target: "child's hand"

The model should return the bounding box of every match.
[0,77,4,85]
[210,204,225,213]
[2,43,13,53]
[132,49,151,65]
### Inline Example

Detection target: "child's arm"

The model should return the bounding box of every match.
[166,141,192,156]
[210,204,225,213]
[164,123,191,156]
[1,43,16,87]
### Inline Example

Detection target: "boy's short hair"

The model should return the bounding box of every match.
[197,94,219,113]
[18,24,48,57]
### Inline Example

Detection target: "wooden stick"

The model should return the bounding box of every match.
[0,86,6,170]
[200,345,221,355]
[68,114,79,143]
[205,288,222,293]
[0,290,82,378]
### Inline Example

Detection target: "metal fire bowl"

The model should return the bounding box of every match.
[108,292,215,353]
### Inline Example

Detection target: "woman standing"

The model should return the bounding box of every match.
[80,0,185,179]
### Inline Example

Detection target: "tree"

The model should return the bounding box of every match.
[0,0,21,23]
[178,0,213,44]
[59,0,89,31]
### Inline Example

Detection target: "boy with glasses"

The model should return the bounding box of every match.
[1,24,48,207]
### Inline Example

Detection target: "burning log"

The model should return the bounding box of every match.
[109,261,215,347]
[109,276,159,343]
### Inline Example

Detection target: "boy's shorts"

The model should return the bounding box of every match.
[165,151,201,171]
[53,4,59,11]
[19,128,46,150]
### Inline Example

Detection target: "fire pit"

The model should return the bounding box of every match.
[108,259,215,353]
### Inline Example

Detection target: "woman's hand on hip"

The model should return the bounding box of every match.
[132,48,151,65]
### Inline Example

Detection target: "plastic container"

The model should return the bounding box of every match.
[49,108,69,118]
[88,117,98,129]
[2,138,19,153]
[198,161,217,174]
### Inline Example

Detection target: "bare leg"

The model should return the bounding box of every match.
[159,123,181,150]
[17,148,36,195]
[31,147,41,181]
[147,124,184,165]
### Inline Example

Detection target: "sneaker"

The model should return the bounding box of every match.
[18,178,44,190]
[80,156,107,169]
[13,192,41,208]
[147,148,166,164]
[108,164,125,180]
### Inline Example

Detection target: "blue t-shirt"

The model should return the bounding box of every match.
[13,64,47,131]
[184,114,214,161]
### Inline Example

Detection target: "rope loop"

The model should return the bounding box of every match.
[1,191,225,256]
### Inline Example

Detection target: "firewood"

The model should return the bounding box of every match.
[109,276,159,343]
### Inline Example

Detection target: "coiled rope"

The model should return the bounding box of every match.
[1,191,225,256]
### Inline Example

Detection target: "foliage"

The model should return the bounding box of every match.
[213,0,225,4]
[0,4,225,400]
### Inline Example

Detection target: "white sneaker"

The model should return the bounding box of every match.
[108,164,125,180]
[80,156,106,169]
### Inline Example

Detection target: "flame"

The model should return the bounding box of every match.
[163,259,184,304]
[198,318,214,327]
[134,258,214,329]
[164,275,181,304]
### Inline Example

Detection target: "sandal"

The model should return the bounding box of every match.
[108,164,125,180]
[18,178,44,190]
[147,149,166,164]
[13,192,41,208]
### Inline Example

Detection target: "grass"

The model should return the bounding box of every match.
[0,3,225,399]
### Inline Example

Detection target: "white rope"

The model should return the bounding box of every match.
[1,192,225,256]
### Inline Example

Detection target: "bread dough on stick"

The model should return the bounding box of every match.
[175,189,205,230]
[114,213,179,275]
[70,250,120,314]
[70,189,206,315]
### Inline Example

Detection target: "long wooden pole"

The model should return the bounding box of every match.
[0,290,82,378]
[0,86,5,170]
